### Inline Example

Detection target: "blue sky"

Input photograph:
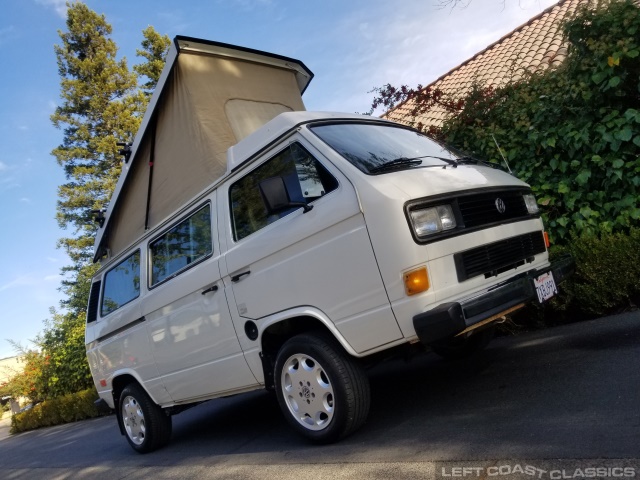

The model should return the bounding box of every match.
[0,0,557,359]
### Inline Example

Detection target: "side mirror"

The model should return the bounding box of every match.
[259,176,313,215]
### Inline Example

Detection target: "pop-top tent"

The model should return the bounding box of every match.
[93,36,313,262]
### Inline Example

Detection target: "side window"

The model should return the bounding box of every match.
[230,143,338,241]
[87,281,101,323]
[149,204,212,287]
[101,251,140,317]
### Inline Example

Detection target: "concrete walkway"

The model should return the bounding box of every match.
[0,415,12,441]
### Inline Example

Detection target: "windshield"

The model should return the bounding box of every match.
[310,123,457,175]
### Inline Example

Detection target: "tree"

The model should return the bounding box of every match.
[134,26,172,96]
[5,6,173,405]
[0,341,46,404]
[16,3,153,401]
[37,309,93,397]
[51,2,145,312]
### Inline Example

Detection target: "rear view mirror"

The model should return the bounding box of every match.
[259,176,313,215]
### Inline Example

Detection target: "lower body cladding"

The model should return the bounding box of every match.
[413,254,575,344]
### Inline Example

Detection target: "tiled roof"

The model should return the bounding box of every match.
[384,0,588,127]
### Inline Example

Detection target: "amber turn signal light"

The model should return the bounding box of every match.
[404,267,430,296]
[544,231,550,248]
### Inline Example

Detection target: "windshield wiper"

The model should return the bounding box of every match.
[369,158,422,173]
[369,155,457,174]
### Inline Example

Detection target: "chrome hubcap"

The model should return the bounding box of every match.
[281,353,334,431]
[122,395,145,445]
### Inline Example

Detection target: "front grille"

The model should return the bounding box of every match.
[457,190,529,228]
[405,187,538,245]
[454,231,546,281]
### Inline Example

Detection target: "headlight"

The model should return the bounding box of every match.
[410,204,457,237]
[523,193,539,214]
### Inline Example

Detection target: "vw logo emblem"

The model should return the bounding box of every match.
[495,198,506,213]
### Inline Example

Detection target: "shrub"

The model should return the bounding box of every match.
[508,228,640,330]
[10,387,109,434]
[552,228,640,317]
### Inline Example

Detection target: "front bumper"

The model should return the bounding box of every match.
[413,253,574,344]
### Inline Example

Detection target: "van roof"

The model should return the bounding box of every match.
[93,37,313,262]
[93,110,394,269]
[226,111,391,173]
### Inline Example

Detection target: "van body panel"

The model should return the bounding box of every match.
[384,164,529,199]
[390,220,549,339]
[220,135,403,354]
[92,292,144,344]
[142,198,259,403]
[87,314,168,407]
[337,163,538,305]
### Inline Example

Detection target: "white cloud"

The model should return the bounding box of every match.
[221,0,272,11]
[19,197,31,204]
[0,272,61,292]
[0,276,36,292]
[46,257,59,263]
[156,11,191,32]
[305,0,557,114]
[0,175,19,191]
[0,160,27,191]
[35,0,68,19]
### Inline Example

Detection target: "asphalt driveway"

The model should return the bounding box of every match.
[1,311,639,479]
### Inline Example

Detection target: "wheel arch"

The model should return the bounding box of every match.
[111,371,162,436]
[258,308,357,390]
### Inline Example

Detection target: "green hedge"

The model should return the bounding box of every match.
[438,0,640,244]
[552,228,640,317]
[510,228,640,329]
[10,387,110,434]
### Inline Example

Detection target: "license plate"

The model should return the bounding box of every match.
[534,271,557,303]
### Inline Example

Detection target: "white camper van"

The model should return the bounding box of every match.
[85,37,573,453]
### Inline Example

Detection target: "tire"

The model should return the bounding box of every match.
[431,326,495,360]
[274,332,370,444]
[118,383,172,453]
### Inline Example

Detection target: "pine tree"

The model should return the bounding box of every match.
[51,2,145,313]
[134,26,172,96]
[5,5,174,402]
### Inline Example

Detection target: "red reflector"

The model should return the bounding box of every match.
[543,231,550,248]
[100,379,107,387]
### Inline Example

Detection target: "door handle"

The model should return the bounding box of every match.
[231,270,251,282]
[201,285,219,295]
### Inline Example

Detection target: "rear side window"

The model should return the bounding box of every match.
[101,251,140,317]
[87,281,101,323]
[149,204,213,286]
[230,142,338,241]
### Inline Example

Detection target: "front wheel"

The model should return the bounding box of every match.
[118,383,172,453]
[274,333,370,443]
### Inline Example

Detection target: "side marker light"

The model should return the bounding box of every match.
[404,267,430,296]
